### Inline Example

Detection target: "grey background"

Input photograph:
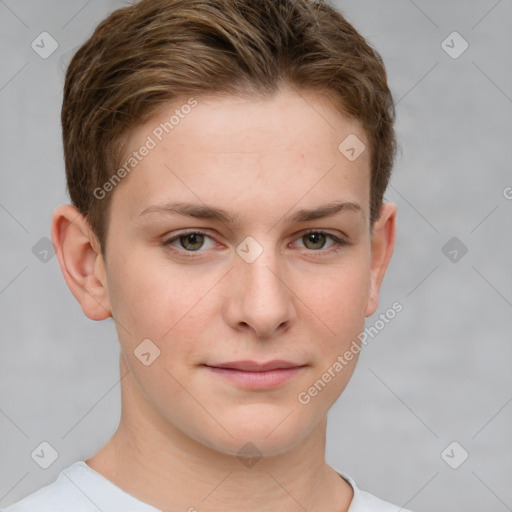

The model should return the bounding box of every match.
[0,0,511,510]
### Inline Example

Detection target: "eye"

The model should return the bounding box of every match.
[294,230,347,254]
[163,230,215,252]
[162,229,348,257]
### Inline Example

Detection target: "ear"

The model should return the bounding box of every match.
[365,202,397,317]
[51,204,111,321]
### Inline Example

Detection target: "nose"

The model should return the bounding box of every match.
[223,243,297,338]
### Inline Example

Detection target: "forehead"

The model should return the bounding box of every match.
[109,86,371,225]
[147,88,367,155]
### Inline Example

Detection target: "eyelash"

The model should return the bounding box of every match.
[161,229,348,257]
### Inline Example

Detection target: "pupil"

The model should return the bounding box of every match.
[182,233,203,250]
[306,233,325,249]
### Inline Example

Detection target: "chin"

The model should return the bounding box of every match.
[195,407,317,460]
[206,433,302,460]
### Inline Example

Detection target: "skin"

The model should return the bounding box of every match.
[51,85,396,512]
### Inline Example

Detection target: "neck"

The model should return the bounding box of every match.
[86,355,353,512]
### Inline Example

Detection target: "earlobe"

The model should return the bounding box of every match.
[365,202,397,317]
[51,204,112,321]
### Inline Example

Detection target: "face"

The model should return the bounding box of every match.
[88,87,394,457]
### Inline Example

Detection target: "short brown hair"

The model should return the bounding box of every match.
[61,0,397,255]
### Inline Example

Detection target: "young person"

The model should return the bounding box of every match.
[2,0,412,510]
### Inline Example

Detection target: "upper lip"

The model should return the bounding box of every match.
[205,360,305,372]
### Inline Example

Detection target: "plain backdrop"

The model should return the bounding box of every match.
[0,1,511,510]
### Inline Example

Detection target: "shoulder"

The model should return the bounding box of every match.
[1,464,84,512]
[334,468,415,512]
[1,461,160,512]
[1,462,100,512]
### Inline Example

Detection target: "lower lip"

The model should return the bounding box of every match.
[204,366,305,389]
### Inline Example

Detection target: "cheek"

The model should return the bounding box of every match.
[304,260,371,333]
[298,268,370,407]
[106,252,219,347]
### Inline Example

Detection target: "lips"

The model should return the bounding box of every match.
[203,360,307,389]
[205,360,304,372]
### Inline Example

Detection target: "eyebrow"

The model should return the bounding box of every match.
[138,200,362,224]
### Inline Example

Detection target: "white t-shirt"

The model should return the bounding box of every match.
[1,461,414,512]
